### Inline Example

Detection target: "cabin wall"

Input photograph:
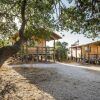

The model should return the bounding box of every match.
[72,48,81,58]
[81,44,100,59]
[27,40,46,54]
[71,48,76,58]
[71,44,100,60]
[81,46,86,58]
[98,46,100,58]
[89,45,98,54]
[77,49,81,58]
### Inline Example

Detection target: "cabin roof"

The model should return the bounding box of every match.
[49,32,62,41]
[71,41,100,48]
[13,32,61,41]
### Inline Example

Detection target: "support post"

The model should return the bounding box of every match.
[71,47,73,60]
[88,45,90,63]
[76,47,77,62]
[97,45,98,59]
[96,45,99,64]
[81,47,82,61]
[45,40,47,62]
[54,39,56,62]
[37,47,39,62]
[45,47,47,62]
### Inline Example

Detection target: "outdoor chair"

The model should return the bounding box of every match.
[89,58,96,64]
[81,58,88,64]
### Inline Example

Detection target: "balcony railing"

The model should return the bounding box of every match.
[15,47,55,62]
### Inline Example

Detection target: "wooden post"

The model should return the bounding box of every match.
[41,55,42,62]
[45,47,47,62]
[71,47,72,60]
[81,47,82,62]
[88,45,90,63]
[37,47,39,62]
[97,45,98,59]
[76,47,77,62]
[45,40,47,62]
[96,45,99,64]
[54,39,56,62]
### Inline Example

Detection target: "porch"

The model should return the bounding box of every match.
[70,41,100,64]
[13,32,62,63]
[28,47,55,62]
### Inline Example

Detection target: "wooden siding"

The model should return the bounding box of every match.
[81,44,100,59]
[71,44,100,59]
[27,40,46,54]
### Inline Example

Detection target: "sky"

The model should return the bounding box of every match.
[47,31,100,47]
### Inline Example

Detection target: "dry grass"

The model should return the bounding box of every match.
[0,67,60,100]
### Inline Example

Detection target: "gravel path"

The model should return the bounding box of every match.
[12,62,100,82]
[1,63,100,100]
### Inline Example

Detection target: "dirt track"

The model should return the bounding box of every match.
[0,63,100,100]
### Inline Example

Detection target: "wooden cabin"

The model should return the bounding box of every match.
[19,32,61,62]
[70,41,100,64]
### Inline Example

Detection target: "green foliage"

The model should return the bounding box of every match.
[0,40,9,47]
[55,41,68,61]
[0,0,59,44]
[0,0,19,35]
[24,27,52,41]
[59,0,100,39]
[0,0,100,47]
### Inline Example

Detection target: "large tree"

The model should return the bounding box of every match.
[0,0,59,66]
[0,0,100,66]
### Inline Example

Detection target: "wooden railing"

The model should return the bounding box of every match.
[28,47,54,55]
[15,47,55,62]
[89,54,100,59]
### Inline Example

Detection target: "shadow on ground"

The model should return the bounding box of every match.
[12,64,100,100]
[12,67,71,100]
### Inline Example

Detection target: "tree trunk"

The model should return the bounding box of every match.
[0,39,24,67]
[0,0,27,67]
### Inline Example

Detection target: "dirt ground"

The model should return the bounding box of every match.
[0,63,100,100]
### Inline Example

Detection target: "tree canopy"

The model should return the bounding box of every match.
[0,0,100,42]
[0,0,59,42]
[60,0,100,38]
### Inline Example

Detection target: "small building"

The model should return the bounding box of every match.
[70,41,100,64]
[18,32,61,62]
